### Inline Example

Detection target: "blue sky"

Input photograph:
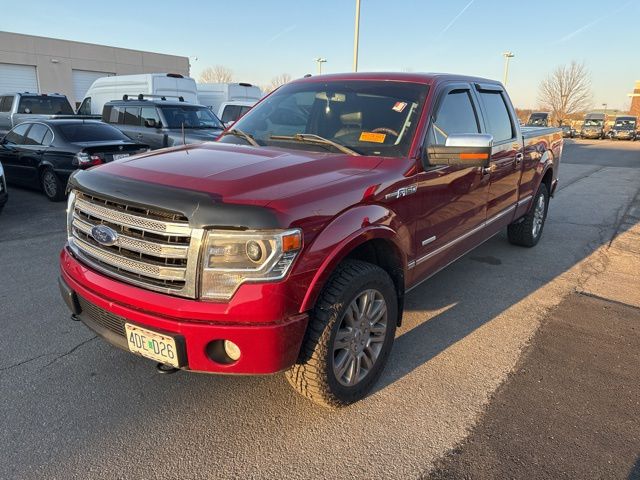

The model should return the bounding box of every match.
[1,0,639,110]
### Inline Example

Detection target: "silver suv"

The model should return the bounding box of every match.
[102,96,224,150]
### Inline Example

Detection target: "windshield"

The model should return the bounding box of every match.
[59,123,130,142]
[159,106,223,129]
[584,119,603,127]
[615,119,636,128]
[18,96,73,115]
[218,80,429,157]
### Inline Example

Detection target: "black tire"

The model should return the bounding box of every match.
[40,168,65,202]
[286,259,397,408]
[507,183,549,248]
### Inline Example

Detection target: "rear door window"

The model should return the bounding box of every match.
[24,123,49,145]
[4,123,31,144]
[123,107,141,126]
[478,90,514,143]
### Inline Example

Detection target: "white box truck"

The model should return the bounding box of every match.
[197,82,262,124]
[77,73,198,116]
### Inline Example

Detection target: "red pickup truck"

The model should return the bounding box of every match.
[59,73,562,407]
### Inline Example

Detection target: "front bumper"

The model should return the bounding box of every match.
[612,131,634,139]
[581,131,602,139]
[59,247,308,374]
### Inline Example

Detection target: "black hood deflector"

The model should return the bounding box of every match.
[69,169,281,230]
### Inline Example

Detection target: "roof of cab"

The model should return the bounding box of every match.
[289,71,502,86]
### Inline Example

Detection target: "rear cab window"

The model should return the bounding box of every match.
[18,96,74,115]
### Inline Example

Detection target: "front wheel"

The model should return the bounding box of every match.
[507,183,549,247]
[286,260,397,408]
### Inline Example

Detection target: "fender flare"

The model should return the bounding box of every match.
[297,204,410,314]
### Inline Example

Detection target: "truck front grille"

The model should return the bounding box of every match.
[68,191,203,298]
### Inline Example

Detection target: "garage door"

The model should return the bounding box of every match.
[0,63,38,94]
[72,70,113,104]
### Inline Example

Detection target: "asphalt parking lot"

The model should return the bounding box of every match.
[1,139,639,479]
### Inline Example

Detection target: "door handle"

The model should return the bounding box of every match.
[136,133,143,138]
[515,153,524,166]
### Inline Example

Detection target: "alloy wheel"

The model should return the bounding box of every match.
[332,289,388,387]
[532,194,546,238]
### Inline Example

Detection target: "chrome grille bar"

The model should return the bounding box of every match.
[73,237,186,281]
[72,216,189,259]
[74,197,191,237]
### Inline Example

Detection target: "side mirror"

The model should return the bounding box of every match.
[426,134,493,168]
[144,118,157,128]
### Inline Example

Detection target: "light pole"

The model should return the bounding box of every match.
[353,0,361,72]
[315,57,327,75]
[502,51,514,86]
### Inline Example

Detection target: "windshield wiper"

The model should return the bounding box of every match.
[270,133,361,156]
[220,128,260,147]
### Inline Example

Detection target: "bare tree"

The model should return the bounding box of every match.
[538,61,592,125]
[198,65,234,83]
[266,73,292,93]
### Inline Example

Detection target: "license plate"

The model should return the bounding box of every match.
[125,323,179,367]
[112,153,129,160]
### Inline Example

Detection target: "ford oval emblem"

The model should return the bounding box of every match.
[91,225,118,246]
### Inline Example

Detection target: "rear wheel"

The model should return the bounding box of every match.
[40,168,65,202]
[286,260,397,408]
[507,183,549,247]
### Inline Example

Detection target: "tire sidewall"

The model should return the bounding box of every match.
[323,272,397,403]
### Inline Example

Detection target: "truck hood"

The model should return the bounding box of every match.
[92,142,384,207]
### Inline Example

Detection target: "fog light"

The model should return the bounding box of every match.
[224,340,241,361]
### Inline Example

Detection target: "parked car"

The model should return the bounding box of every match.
[580,112,606,139]
[77,73,198,116]
[59,72,562,408]
[0,93,75,135]
[526,112,550,127]
[197,82,262,125]
[608,115,637,140]
[103,96,224,149]
[561,125,575,138]
[0,160,7,213]
[0,120,147,201]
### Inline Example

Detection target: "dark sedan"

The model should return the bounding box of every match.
[0,120,147,201]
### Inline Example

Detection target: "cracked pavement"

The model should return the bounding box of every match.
[1,139,639,479]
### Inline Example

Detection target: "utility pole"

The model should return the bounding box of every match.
[315,58,327,75]
[502,51,514,86]
[353,0,361,72]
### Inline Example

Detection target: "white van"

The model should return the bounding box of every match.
[77,73,198,115]
[197,82,262,124]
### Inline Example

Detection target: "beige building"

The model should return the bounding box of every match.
[0,31,190,106]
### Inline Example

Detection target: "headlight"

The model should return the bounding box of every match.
[200,229,302,301]
[66,190,76,239]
